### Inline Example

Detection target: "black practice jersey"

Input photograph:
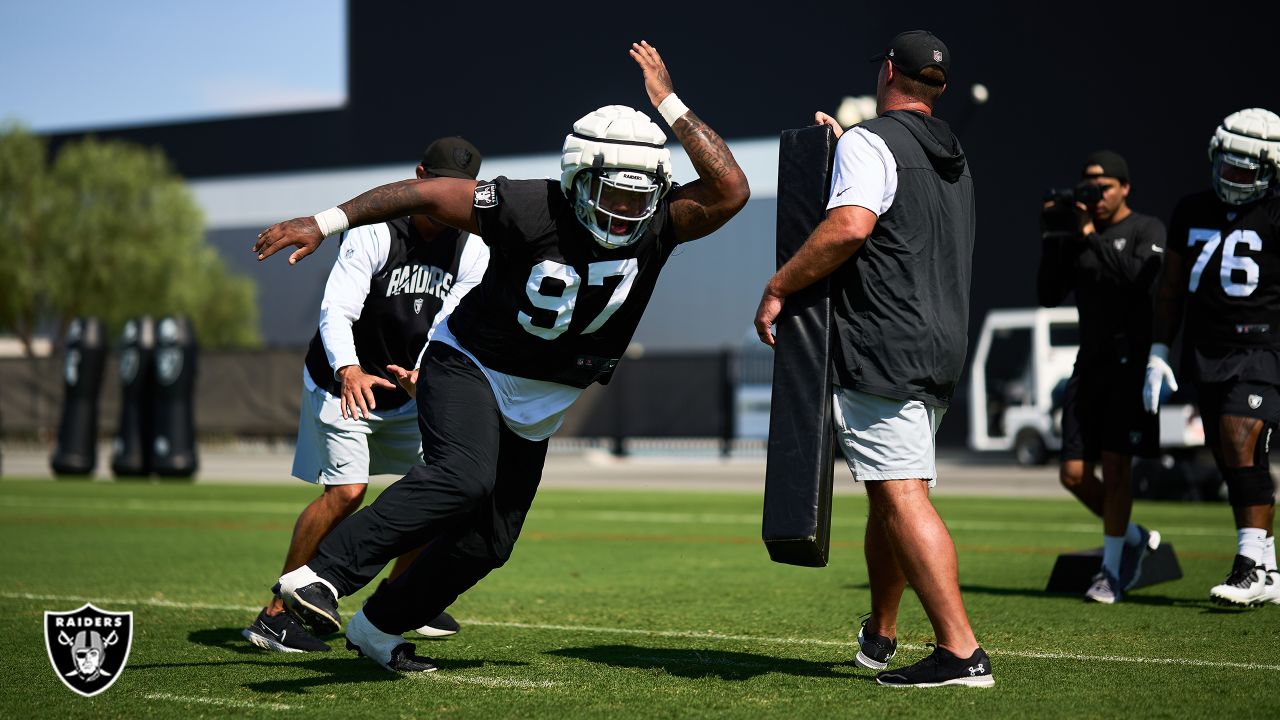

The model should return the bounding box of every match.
[449,177,681,388]
[1169,191,1280,350]
[305,217,468,408]
[1038,211,1166,363]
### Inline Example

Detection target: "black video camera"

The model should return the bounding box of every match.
[1041,181,1104,236]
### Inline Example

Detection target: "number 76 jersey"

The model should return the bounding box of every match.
[447,177,682,388]
[1171,190,1280,350]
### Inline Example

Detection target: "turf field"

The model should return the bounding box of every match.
[0,479,1277,719]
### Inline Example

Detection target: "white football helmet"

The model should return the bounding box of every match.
[561,105,673,249]
[1208,107,1280,205]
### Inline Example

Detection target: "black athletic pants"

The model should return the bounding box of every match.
[309,343,549,634]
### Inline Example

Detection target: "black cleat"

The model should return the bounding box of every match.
[345,640,438,673]
[281,582,342,636]
[876,644,995,688]
[243,608,332,652]
[853,616,897,670]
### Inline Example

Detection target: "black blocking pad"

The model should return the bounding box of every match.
[762,125,838,568]
[1044,544,1184,594]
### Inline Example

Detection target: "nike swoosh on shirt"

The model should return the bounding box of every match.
[835,187,853,197]
[1151,245,1164,253]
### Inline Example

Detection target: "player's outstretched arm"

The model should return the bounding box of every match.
[253,178,480,264]
[629,40,749,243]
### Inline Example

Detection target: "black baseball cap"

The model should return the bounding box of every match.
[870,30,950,87]
[1082,150,1130,184]
[421,136,482,179]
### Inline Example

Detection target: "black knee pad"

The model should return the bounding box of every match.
[1222,465,1276,508]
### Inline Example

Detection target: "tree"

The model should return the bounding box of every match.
[0,127,261,353]
[0,124,54,355]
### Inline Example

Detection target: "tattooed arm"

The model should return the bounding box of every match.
[253,178,479,264]
[630,41,750,243]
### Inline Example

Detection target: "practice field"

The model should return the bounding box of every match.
[0,480,1276,719]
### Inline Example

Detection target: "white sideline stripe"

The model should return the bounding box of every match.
[426,675,559,689]
[144,692,296,711]
[0,496,1234,537]
[5,592,1278,673]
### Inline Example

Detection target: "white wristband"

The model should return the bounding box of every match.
[313,207,350,237]
[657,93,690,126]
[1149,342,1170,363]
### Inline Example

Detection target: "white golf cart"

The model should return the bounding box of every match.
[968,307,1205,466]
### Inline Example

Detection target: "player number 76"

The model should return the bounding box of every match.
[1187,228,1261,297]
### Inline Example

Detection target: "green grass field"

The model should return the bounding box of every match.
[1,478,1277,719]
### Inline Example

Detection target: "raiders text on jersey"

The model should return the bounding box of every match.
[386,264,453,300]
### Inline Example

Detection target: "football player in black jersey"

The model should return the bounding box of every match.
[1146,108,1280,607]
[253,41,750,672]
[1037,151,1166,604]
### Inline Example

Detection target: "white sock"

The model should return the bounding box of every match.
[1238,528,1268,566]
[1124,523,1143,547]
[1265,535,1277,572]
[279,565,341,600]
[1102,535,1125,579]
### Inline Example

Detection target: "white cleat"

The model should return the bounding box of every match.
[1209,555,1268,606]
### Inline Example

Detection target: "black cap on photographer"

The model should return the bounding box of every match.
[1082,150,1129,184]
[870,30,950,87]
[421,136,482,179]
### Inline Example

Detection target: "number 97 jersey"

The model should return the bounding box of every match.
[1171,190,1280,350]
[448,177,681,388]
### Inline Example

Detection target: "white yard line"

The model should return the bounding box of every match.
[5,591,1277,673]
[0,496,1233,537]
[143,692,296,711]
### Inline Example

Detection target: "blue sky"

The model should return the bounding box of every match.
[0,1,346,132]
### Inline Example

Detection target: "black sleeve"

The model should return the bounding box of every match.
[472,177,556,250]
[1037,235,1075,307]
[1086,216,1167,291]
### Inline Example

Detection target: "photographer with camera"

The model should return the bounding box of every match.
[1038,150,1167,603]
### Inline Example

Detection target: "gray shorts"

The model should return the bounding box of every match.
[291,384,423,485]
[832,386,946,487]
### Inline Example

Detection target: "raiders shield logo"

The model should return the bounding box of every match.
[1113,238,1127,251]
[473,183,498,208]
[1248,394,1263,409]
[44,604,133,697]
[1130,431,1142,445]
[414,298,424,315]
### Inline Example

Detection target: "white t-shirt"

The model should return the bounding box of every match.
[431,320,582,442]
[826,127,898,216]
[303,225,489,395]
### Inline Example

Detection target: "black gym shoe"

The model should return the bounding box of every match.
[242,608,332,652]
[278,580,342,636]
[853,616,897,670]
[876,644,995,688]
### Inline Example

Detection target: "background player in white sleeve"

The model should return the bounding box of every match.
[243,137,490,653]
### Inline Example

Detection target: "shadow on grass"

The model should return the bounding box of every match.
[135,627,527,694]
[548,644,873,682]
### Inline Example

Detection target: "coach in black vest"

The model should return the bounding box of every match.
[754,31,991,688]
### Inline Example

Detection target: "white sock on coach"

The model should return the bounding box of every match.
[1238,528,1268,566]
[1102,535,1125,579]
[1124,522,1143,547]
[1264,535,1277,571]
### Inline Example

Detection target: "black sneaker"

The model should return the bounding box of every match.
[279,581,342,635]
[876,644,995,688]
[242,608,332,652]
[346,640,439,673]
[853,616,897,670]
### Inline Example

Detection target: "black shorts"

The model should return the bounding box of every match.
[1061,357,1159,461]
[1192,346,1280,449]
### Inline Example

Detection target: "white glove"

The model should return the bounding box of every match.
[1143,343,1178,414]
